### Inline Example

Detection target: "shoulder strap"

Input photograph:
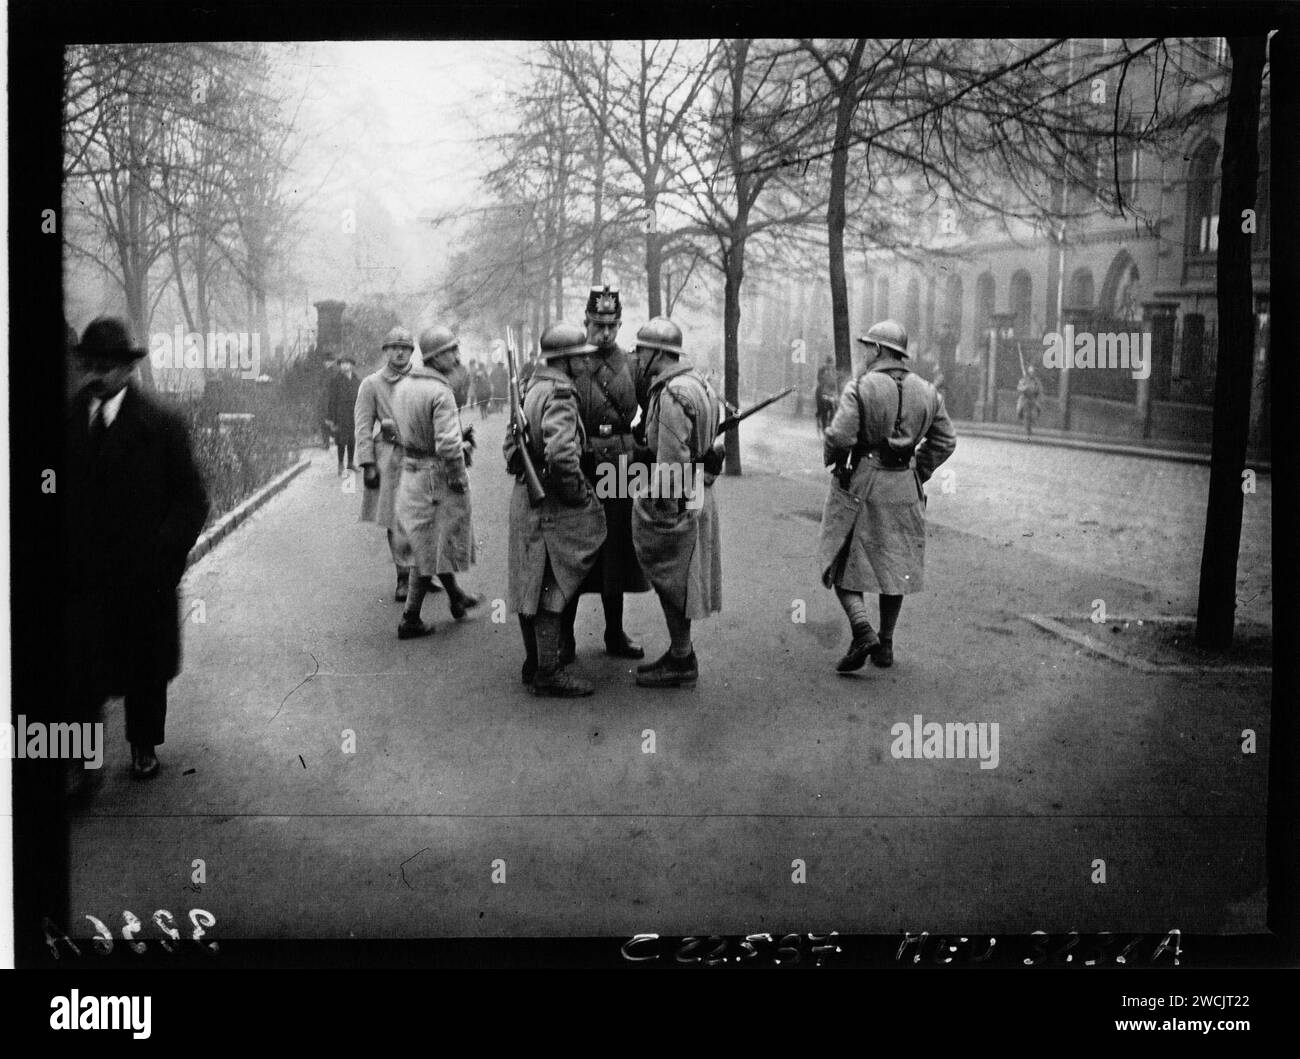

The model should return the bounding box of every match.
[591,360,628,431]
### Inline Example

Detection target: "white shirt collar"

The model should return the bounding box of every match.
[90,387,128,428]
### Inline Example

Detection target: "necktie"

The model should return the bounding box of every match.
[89,401,106,450]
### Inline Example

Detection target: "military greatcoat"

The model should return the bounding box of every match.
[504,364,607,615]
[354,362,411,529]
[391,362,476,576]
[571,345,650,596]
[631,361,723,620]
[817,355,956,594]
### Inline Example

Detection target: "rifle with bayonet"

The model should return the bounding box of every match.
[701,386,796,475]
[505,328,546,507]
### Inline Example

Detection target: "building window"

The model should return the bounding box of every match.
[1009,270,1033,337]
[1186,138,1220,257]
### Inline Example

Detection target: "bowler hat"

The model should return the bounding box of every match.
[78,317,146,362]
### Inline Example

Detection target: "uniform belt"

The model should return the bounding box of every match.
[852,445,915,469]
[400,446,440,460]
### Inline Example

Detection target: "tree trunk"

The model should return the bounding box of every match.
[1194,36,1267,649]
[645,224,662,317]
[723,231,745,475]
[590,44,610,284]
[828,40,865,379]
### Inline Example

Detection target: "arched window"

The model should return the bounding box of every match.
[944,273,963,331]
[1009,269,1033,337]
[1068,267,1095,308]
[974,272,995,351]
[1186,138,1220,257]
[1100,250,1142,322]
[905,276,921,339]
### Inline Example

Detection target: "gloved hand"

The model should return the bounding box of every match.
[462,424,477,450]
[379,418,399,443]
[702,439,725,477]
[362,464,380,489]
[462,441,475,468]
[447,455,469,494]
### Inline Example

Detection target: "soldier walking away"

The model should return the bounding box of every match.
[816,356,838,433]
[504,322,609,697]
[355,326,426,603]
[65,317,210,781]
[327,354,361,476]
[629,318,724,688]
[561,284,651,662]
[818,319,956,672]
[1016,364,1043,438]
[389,324,485,639]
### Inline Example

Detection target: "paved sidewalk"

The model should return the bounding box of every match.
[68,421,1269,939]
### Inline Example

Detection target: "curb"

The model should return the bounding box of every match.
[185,454,313,571]
[951,422,1272,472]
[1022,613,1272,675]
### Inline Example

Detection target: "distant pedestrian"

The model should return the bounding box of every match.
[816,356,838,433]
[473,362,491,420]
[65,317,210,781]
[818,319,956,673]
[490,361,507,413]
[326,354,361,475]
[1016,364,1042,438]
[319,355,337,450]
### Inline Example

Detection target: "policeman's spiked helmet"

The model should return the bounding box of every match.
[635,317,684,357]
[857,319,909,357]
[382,326,415,351]
[539,321,598,361]
[584,284,622,323]
[418,324,459,359]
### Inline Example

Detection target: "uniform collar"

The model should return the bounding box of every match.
[380,361,412,383]
[648,358,695,393]
[865,355,911,374]
[532,363,570,383]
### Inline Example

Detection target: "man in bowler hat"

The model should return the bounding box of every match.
[65,317,210,780]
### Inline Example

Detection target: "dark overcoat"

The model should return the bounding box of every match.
[65,385,210,692]
[571,345,650,595]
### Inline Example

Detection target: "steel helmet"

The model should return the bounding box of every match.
[635,317,684,357]
[382,326,414,351]
[539,321,597,361]
[418,324,459,359]
[857,319,909,357]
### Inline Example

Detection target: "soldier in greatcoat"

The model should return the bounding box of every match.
[560,285,651,662]
[355,326,428,602]
[389,323,484,639]
[504,322,609,697]
[818,319,956,672]
[628,318,724,689]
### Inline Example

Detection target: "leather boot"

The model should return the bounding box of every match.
[635,651,698,688]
